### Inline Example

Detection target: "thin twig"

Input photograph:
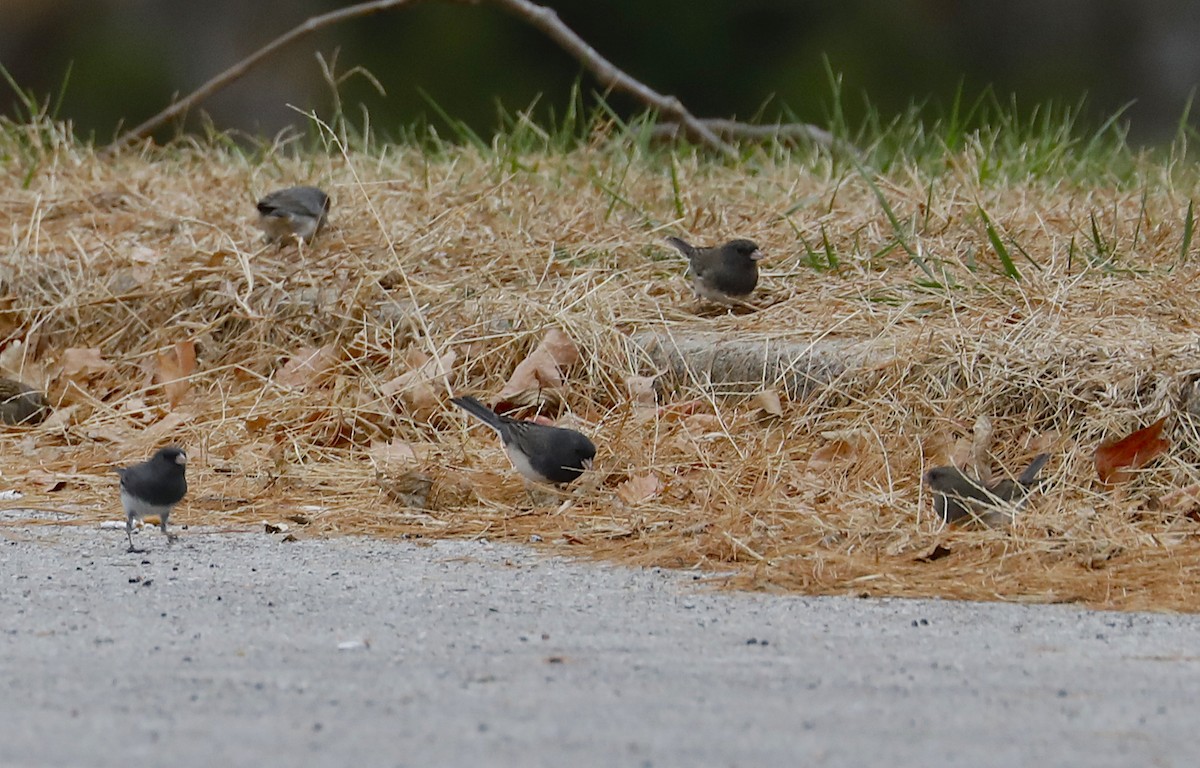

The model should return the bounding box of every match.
[105,0,827,157]
[476,0,735,156]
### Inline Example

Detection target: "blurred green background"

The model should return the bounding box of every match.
[4,0,1200,144]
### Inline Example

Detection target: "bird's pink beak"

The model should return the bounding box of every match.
[751,249,766,261]
[176,453,188,466]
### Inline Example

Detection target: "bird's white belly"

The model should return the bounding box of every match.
[120,488,174,521]
[504,445,547,484]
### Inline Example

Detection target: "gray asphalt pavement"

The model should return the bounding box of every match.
[2,518,1198,768]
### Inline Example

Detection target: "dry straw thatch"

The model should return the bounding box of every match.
[3,124,1200,611]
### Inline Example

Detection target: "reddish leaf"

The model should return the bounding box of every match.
[155,341,196,408]
[1095,417,1169,484]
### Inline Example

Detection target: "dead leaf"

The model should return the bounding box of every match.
[245,414,271,434]
[277,345,338,388]
[144,410,191,442]
[807,438,860,472]
[129,246,160,265]
[25,470,66,493]
[369,438,421,466]
[498,328,580,400]
[61,347,112,381]
[616,473,662,504]
[750,389,784,418]
[381,348,457,422]
[625,375,658,408]
[680,413,725,434]
[155,341,196,408]
[971,416,994,484]
[658,399,705,420]
[1158,483,1200,515]
[1095,417,1169,484]
[915,543,953,563]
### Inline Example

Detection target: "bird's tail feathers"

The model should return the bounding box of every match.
[451,396,505,433]
[664,236,696,259]
[1018,453,1051,485]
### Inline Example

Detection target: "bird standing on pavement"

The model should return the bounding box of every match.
[664,236,765,305]
[255,186,330,243]
[451,396,595,486]
[924,453,1051,526]
[117,446,189,552]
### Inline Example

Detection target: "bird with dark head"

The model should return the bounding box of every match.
[255,186,331,243]
[924,453,1050,526]
[664,236,765,305]
[116,446,189,552]
[451,396,596,487]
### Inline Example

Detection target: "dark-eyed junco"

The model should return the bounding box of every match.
[116,446,188,552]
[664,236,765,304]
[255,186,330,243]
[0,378,48,425]
[924,453,1050,526]
[451,396,596,486]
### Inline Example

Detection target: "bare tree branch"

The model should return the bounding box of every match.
[106,0,832,156]
[478,0,735,156]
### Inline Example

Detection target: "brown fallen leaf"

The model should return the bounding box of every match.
[625,375,658,408]
[616,473,662,505]
[369,438,422,466]
[1157,483,1200,515]
[498,328,580,400]
[277,345,339,388]
[155,340,196,408]
[750,388,783,419]
[1095,416,1169,484]
[381,348,457,422]
[680,413,725,434]
[915,543,953,563]
[807,437,861,472]
[61,347,113,382]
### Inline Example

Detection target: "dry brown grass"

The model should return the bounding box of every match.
[4,124,1200,611]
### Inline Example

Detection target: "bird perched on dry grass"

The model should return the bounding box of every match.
[664,236,765,305]
[924,453,1051,526]
[255,186,330,243]
[116,446,189,552]
[0,378,49,426]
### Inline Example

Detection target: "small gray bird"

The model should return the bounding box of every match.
[116,446,188,552]
[255,186,330,243]
[451,396,596,486]
[664,236,765,305]
[0,378,49,426]
[924,453,1051,526]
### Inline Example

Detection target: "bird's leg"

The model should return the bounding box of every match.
[161,516,178,545]
[126,517,143,554]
